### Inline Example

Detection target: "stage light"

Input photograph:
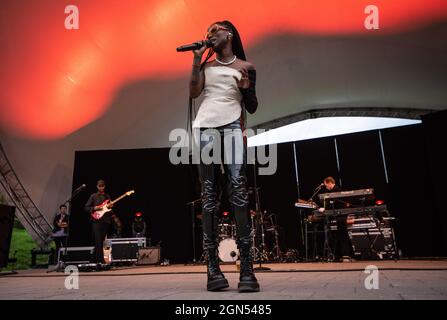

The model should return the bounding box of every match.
[132,212,146,238]
[375,200,384,205]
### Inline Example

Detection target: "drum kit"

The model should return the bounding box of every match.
[189,185,284,264]
[217,213,238,262]
[215,209,282,263]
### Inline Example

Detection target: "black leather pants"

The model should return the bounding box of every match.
[197,119,252,250]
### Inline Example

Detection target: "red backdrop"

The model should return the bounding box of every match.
[1,0,446,138]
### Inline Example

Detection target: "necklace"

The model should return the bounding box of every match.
[215,55,237,65]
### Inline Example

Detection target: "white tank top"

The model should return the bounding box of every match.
[192,66,243,128]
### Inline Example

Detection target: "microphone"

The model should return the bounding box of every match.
[176,40,213,52]
[74,184,86,191]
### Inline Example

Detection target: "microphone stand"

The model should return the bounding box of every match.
[186,198,201,264]
[308,184,323,203]
[252,163,270,271]
[47,185,85,273]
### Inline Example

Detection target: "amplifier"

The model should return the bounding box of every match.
[105,237,147,262]
[136,247,161,265]
[349,227,396,259]
[58,246,94,264]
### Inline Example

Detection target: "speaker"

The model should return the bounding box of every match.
[136,247,161,265]
[0,204,16,268]
[105,237,147,262]
[349,227,396,259]
[58,246,94,264]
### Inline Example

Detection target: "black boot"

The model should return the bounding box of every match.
[206,247,229,291]
[237,236,260,292]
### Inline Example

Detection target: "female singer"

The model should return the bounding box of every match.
[189,20,259,292]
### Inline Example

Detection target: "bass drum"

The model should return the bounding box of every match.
[218,238,239,262]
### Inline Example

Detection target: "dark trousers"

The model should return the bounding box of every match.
[53,236,67,264]
[91,221,109,263]
[197,119,252,250]
[333,216,353,259]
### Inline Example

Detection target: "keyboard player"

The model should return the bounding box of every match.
[311,176,341,207]
[310,176,353,262]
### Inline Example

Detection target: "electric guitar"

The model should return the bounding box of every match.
[91,190,135,220]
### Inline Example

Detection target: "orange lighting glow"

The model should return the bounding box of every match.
[1,0,446,139]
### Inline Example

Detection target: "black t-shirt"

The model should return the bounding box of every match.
[85,192,112,223]
[52,213,69,233]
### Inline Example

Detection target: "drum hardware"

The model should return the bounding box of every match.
[251,164,272,270]
[250,208,283,262]
[259,211,271,262]
[218,222,236,239]
[266,213,283,261]
[251,209,271,264]
[283,249,299,262]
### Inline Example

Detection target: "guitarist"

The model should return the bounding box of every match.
[85,179,113,265]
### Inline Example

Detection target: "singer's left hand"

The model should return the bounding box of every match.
[236,67,249,89]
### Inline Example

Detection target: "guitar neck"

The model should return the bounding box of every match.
[110,194,128,205]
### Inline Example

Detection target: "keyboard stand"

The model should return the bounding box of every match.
[322,213,335,262]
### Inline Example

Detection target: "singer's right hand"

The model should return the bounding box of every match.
[193,41,208,57]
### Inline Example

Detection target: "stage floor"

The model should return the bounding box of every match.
[1,260,447,300]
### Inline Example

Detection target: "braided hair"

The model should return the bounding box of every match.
[201,20,247,70]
